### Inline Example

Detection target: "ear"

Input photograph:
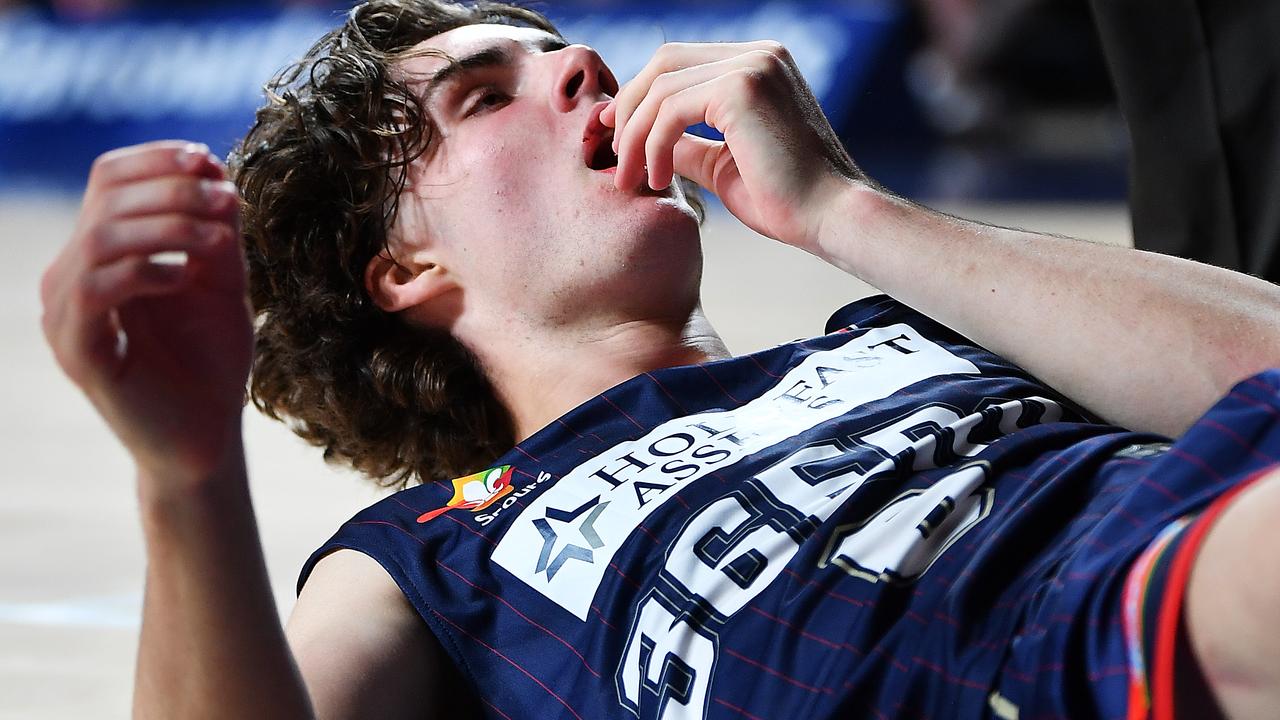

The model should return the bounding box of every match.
[364,251,456,313]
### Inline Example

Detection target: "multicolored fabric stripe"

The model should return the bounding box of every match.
[1122,465,1276,720]
[1122,515,1193,720]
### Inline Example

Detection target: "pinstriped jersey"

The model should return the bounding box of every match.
[300,295,1279,719]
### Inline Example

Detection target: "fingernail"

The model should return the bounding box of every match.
[202,180,235,210]
[180,143,210,171]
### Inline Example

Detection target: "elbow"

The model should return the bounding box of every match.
[1208,336,1280,402]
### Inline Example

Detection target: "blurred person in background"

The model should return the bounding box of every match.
[909,0,1111,140]
[1088,0,1280,282]
[914,0,1280,282]
[39,0,1280,718]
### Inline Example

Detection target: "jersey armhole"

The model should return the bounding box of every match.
[1124,465,1275,720]
[298,541,483,701]
[824,293,892,334]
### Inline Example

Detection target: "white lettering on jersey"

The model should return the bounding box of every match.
[821,463,992,582]
[616,398,1061,718]
[618,588,718,720]
[492,324,980,620]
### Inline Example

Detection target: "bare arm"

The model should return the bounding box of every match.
[133,448,313,719]
[811,187,1280,437]
[1185,467,1280,719]
[39,141,317,718]
[41,142,438,719]
[288,550,444,719]
[603,41,1280,438]
[135,460,440,719]
[135,468,441,719]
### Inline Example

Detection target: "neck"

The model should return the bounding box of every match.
[479,305,730,443]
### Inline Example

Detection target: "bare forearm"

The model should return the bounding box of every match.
[133,442,313,720]
[817,184,1280,436]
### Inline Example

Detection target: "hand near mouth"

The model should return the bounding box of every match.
[601,41,867,253]
[582,101,620,172]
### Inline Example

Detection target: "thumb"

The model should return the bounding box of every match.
[671,133,728,192]
[672,132,760,233]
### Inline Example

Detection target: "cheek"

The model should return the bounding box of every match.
[464,145,567,235]
[475,138,551,190]
[474,110,549,167]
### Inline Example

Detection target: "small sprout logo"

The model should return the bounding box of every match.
[416,465,516,523]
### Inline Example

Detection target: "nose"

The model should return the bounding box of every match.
[550,44,618,112]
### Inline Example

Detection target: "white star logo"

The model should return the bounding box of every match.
[533,496,611,580]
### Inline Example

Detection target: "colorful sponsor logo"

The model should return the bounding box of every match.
[475,470,554,526]
[416,465,515,523]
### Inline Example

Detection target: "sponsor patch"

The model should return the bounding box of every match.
[417,465,516,523]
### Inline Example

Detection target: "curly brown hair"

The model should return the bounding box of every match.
[231,0,705,489]
[230,0,563,489]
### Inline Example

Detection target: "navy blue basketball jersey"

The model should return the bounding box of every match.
[300,295,1279,720]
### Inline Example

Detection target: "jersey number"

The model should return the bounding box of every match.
[618,398,1058,718]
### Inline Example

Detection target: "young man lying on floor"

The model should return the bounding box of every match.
[40,1,1280,717]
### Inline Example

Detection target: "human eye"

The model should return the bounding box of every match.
[463,86,510,117]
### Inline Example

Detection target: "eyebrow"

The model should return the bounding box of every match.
[424,34,570,105]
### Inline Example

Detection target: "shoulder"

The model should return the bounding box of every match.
[287,549,457,719]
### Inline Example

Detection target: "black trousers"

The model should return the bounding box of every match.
[1089,0,1280,281]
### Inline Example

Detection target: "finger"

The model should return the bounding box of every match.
[93,176,239,222]
[185,219,249,293]
[639,82,721,191]
[671,133,729,193]
[53,256,188,384]
[611,41,791,151]
[614,56,749,190]
[672,134,760,224]
[80,256,188,320]
[84,214,232,267]
[617,52,780,191]
[88,141,225,190]
[611,42,761,140]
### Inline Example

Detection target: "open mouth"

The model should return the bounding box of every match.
[583,101,619,172]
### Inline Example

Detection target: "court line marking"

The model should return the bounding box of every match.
[0,594,141,629]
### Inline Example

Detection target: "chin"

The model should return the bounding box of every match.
[653,195,703,225]
[630,199,702,259]
[623,223,703,301]
[549,214,699,321]
[634,185,702,237]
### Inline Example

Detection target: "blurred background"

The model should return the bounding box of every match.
[0,0,1127,198]
[0,0,1131,717]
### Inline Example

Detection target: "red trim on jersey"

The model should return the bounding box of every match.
[1122,515,1189,720]
[1150,465,1277,720]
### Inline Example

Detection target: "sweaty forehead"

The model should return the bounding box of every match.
[402,23,564,74]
